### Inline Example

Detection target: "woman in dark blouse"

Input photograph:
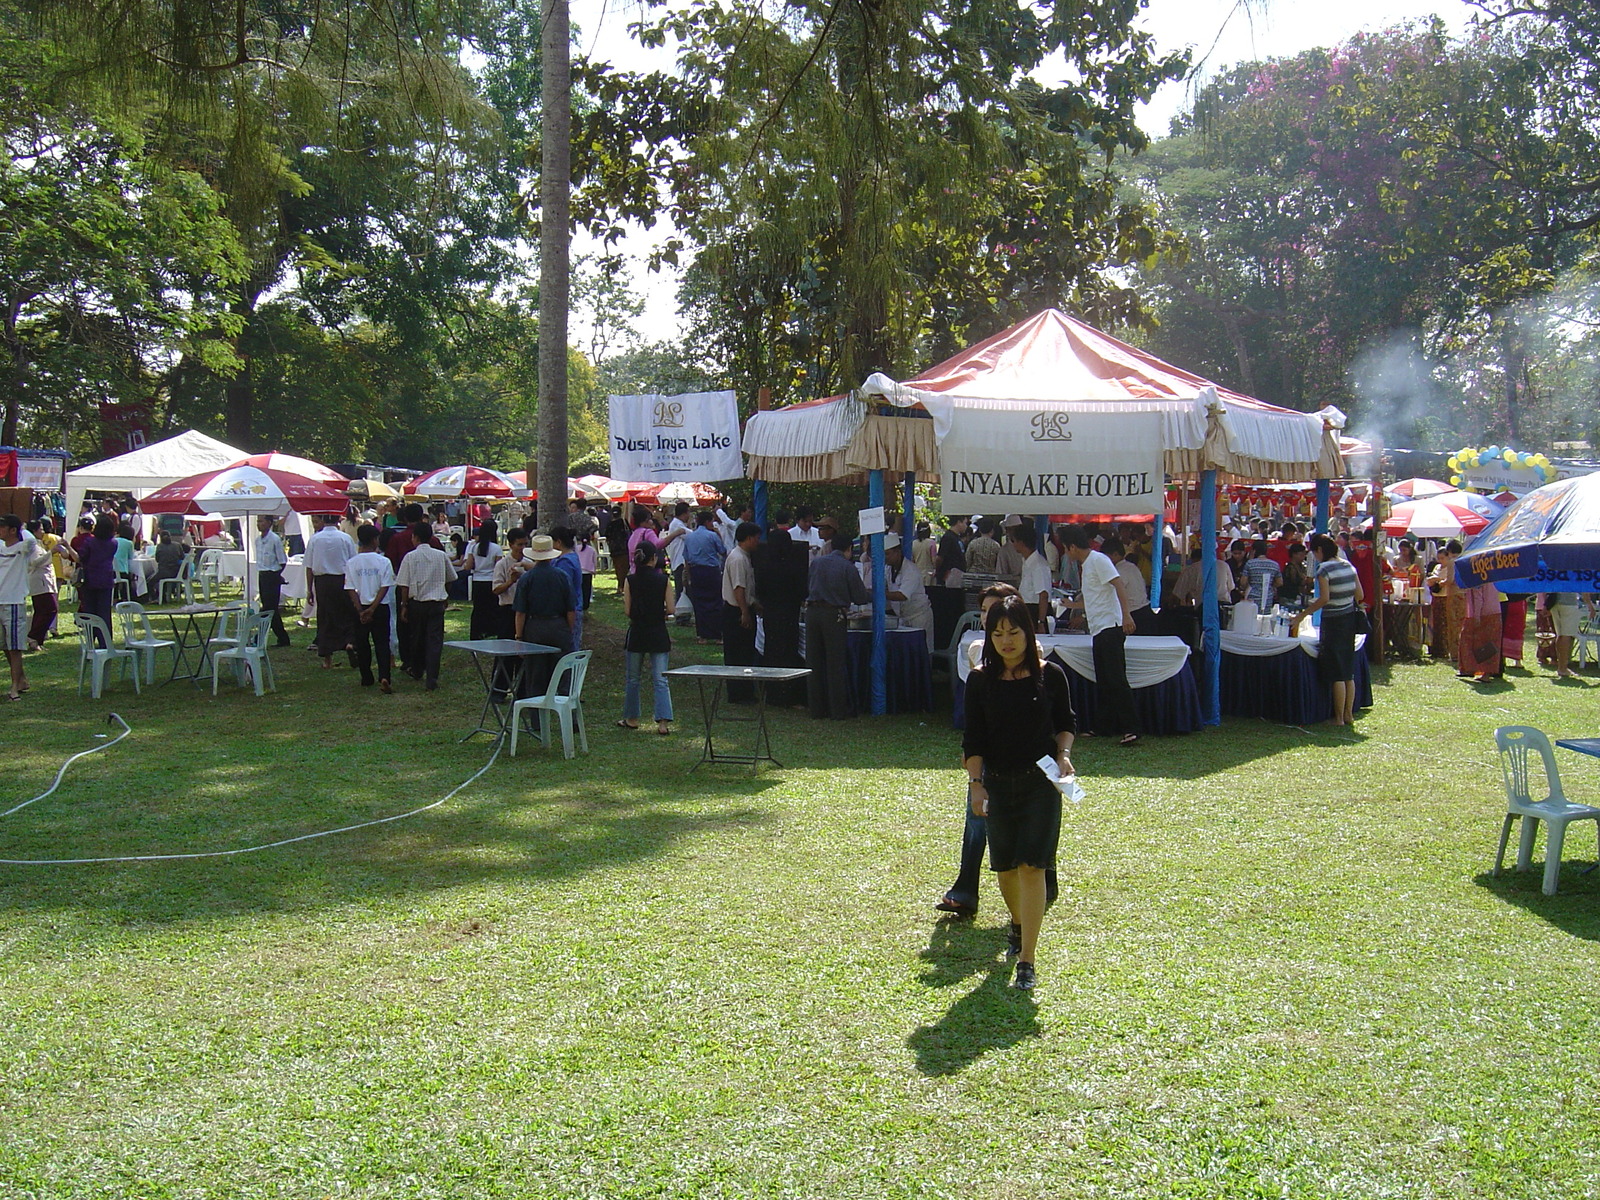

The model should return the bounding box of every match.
[961,594,1076,991]
[619,539,675,734]
[76,514,119,645]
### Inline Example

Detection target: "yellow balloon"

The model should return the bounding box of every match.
[1503,449,1517,463]
[1450,474,1462,485]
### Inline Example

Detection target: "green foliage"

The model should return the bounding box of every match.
[613,0,1187,409]
[1133,15,1600,451]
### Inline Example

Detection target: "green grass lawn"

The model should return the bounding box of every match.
[3,581,1599,1198]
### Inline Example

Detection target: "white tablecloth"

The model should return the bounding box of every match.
[958,631,1190,687]
[218,550,247,580]
[1219,627,1367,659]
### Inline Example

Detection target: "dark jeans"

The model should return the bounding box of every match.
[257,569,289,642]
[805,604,853,719]
[688,564,723,639]
[351,602,392,684]
[723,601,757,702]
[407,599,446,686]
[1092,625,1140,736]
[78,586,113,647]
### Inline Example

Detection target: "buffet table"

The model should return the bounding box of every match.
[1218,627,1373,724]
[954,632,1201,735]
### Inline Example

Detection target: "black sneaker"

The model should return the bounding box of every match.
[1013,961,1036,990]
[1006,923,1022,959]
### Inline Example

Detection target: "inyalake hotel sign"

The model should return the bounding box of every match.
[941,407,1163,515]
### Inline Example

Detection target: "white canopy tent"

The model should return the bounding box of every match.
[65,430,249,525]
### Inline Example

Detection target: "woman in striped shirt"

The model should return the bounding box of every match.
[1290,533,1364,726]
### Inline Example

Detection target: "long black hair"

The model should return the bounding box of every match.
[979,594,1041,681]
[475,518,498,558]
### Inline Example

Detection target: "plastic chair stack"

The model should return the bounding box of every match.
[196,549,225,602]
[212,610,278,696]
[74,614,141,699]
[113,601,177,685]
[931,609,984,700]
[510,650,592,758]
[1493,725,1600,895]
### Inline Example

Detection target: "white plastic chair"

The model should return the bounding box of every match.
[197,549,225,601]
[1575,607,1600,669]
[212,610,277,696]
[207,602,250,656]
[931,608,984,698]
[74,614,141,698]
[157,555,197,605]
[114,600,177,685]
[509,650,592,758]
[1493,726,1600,896]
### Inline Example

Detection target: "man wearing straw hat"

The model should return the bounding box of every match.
[513,533,574,696]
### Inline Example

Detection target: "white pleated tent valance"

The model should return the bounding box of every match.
[742,310,1342,485]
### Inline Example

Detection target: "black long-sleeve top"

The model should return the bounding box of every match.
[962,661,1076,771]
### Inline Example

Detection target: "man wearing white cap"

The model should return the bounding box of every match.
[881,532,933,649]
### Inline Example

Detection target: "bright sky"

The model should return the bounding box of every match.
[568,0,1479,347]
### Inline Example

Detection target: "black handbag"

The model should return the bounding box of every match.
[1352,608,1371,635]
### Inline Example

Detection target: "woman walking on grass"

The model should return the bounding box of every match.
[1290,533,1364,725]
[618,539,675,735]
[961,594,1076,991]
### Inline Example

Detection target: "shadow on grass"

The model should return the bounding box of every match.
[906,919,1040,1076]
[1472,864,1600,941]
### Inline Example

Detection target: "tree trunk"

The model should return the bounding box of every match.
[1,295,26,448]
[1500,317,1524,446]
[224,293,257,448]
[537,0,571,531]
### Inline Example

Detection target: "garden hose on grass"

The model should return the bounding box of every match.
[0,713,503,866]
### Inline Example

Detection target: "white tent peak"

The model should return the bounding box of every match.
[65,429,250,519]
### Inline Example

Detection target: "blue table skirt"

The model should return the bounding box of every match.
[846,628,934,714]
[953,659,1202,735]
[1219,646,1373,725]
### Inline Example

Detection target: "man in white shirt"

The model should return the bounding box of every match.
[664,501,692,596]
[394,520,457,691]
[721,520,760,701]
[1010,524,1054,631]
[0,516,47,699]
[880,532,934,649]
[303,513,359,669]
[1061,523,1140,746]
[793,507,825,556]
[344,523,397,692]
[255,514,291,647]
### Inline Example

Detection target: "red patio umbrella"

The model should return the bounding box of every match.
[401,465,529,499]
[229,452,350,487]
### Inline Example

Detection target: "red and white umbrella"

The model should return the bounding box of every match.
[575,473,629,500]
[402,465,529,500]
[507,472,607,501]
[229,453,349,487]
[1381,494,1503,539]
[627,481,723,506]
[141,463,350,517]
[140,463,350,607]
[1387,477,1457,501]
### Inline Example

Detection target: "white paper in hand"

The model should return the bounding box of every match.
[1036,754,1087,804]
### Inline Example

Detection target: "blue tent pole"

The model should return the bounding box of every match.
[1314,479,1330,535]
[902,473,915,538]
[1200,469,1221,726]
[753,479,769,539]
[869,469,887,715]
[1149,484,1165,612]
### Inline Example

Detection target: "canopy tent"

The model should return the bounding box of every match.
[741,308,1344,724]
[743,309,1340,486]
[65,430,249,524]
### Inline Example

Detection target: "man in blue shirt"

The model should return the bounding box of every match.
[682,509,727,644]
[550,525,585,651]
[805,530,869,719]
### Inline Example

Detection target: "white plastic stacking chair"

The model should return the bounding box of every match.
[157,555,197,605]
[932,608,984,700]
[1575,607,1600,670]
[207,603,250,656]
[212,611,277,696]
[113,600,177,685]
[74,614,141,699]
[509,650,592,758]
[197,549,225,601]
[1493,726,1600,896]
